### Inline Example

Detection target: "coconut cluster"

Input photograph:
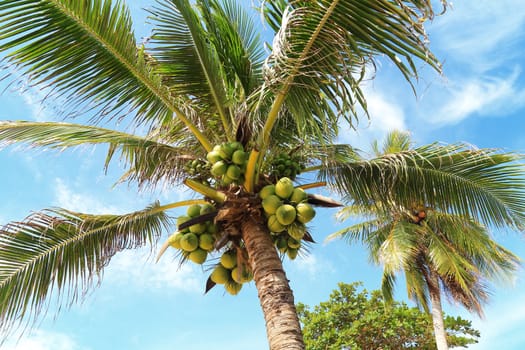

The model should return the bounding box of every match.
[206,141,248,185]
[168,203,217,264]
[209,249,253,295]
[184,158,212,183]
[260,177,316,259]
[269,153,305,181]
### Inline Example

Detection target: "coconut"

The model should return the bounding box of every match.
[218,143,236,160]
[287,248,299,260]
[211,160,228,177]
[188,248,208,264]
[226,164,241,180]
[200,203,215,215]
[206,150,222,164]
[199,233,215,251]
[275,204,297,226]
[180,233,199,252]
[231,265,253,284]
[225,281,243,295]
[262,195,282,215]
[275,177,295,199]
[259,184,276,200]
[220,251,237,269]
[267,215,286,233]
[210,265,230,284]
[187,204,202,218]
[289,188,308,204]
[189,223,207,234]
[231,150,246,165]
[168,232,183,249]
[296,202,316,224]
[287,222,305,240]
[275,235,288,253]
[287,237,301,249]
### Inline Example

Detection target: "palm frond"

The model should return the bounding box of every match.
[200,0,265,97]
[0,0,214,149]
[148,0,232,138]
[0,121,199,186]
[258,0,443,148]
[0,202,171,335]
[323,143,525,229]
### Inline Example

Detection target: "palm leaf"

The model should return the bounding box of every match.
[0,0,211,149]
[148,0,232,138]
[0,121,200,186]
[199,0,265,97]
[323,143,525,229]
[0,202,171,335]
[257,0,443,150]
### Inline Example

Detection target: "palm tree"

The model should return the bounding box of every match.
[0,1,452,348]
[328,131,523,350]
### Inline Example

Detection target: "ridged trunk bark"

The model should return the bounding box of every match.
[428,271,449,350]
[241,215,304,350]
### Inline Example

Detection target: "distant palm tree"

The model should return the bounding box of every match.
[0,1,454,348]
[329,131,522,350]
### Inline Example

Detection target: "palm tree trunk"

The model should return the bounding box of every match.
[241,215,305,350]
[428,271,449,350]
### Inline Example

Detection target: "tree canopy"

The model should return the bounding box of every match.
[297,282,480,350]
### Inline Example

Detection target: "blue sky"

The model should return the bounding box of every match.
[1,1,525,349]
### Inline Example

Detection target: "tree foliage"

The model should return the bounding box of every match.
[297,282,480,350]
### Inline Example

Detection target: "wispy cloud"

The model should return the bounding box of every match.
[428,69,525,125]
[2,330,88,350]
[340,87,407,152]
[103,248,202,294]
[53,178,122,214]
[432,1,525,72]
[287,252,335,278]
[467,285,525,349]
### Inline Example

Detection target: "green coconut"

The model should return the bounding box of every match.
[267,215,286,233]
[231,150,246,165]
[220,251,237,269]
[275,177,295,199]
[275,204,297,226]
[296,202,316,224]
[262,195,282,215]
[289,188,308,204]
[225,281,243,295]
[210,265,230,284]
[259,184,276,200]
[180,233,199,252]
[199,233,215,251]
[188,248,208,264]
[186,204,202,218]
[168,232,183,249]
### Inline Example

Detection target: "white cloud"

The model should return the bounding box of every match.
[467,288,525,349]
[432,1,525,71]
[340,88,407,152]
[429,70,525,125]
[53,178,122,214]
[3,330,87,350]
[103,248,202,294]
[287,252,334,278]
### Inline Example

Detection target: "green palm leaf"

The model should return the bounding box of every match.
[258,0,443,150]
[323,143,525,229]
[148,0,232,138]
[0,121,199,186]
[0,202,171,335]
[199,0,264,97]
[0,0,212,149]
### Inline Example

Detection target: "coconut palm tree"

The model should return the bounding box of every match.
[328,131,523,350]
[0,1,456,348]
